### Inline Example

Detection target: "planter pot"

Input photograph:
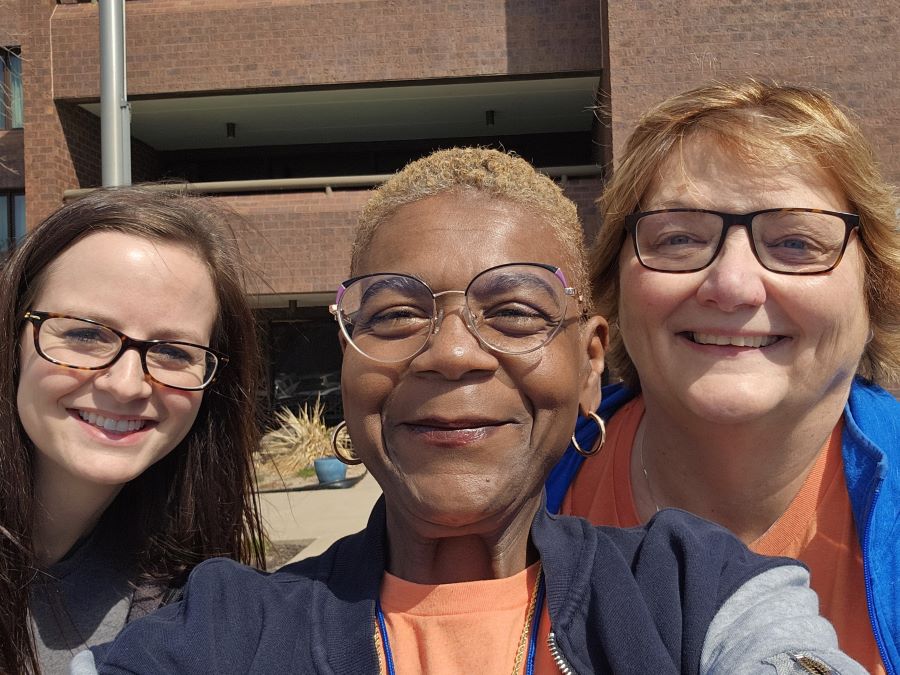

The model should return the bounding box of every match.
[313,456,347,484]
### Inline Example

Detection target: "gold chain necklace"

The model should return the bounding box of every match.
[375,562,543,675]
[511,561,542,675]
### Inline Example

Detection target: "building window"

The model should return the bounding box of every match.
[1,48,23,130]
[0,192,26,250]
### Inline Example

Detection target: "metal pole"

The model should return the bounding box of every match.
[100,0,131,186]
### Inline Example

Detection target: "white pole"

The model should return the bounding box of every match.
[100,0,130,186]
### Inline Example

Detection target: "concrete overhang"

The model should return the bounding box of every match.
[80,75,601,151]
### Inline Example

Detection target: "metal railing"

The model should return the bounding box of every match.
[61,164,603,200]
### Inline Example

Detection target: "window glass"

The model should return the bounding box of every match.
[13,194,25,240]
[0,57,6,129]
[9,50,22,128]
[0,193,25,250]
[0,194,8,249]
[1,48,23,130]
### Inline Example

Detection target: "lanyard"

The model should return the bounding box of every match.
[375,573,546,675]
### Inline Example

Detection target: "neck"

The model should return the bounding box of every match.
[384,495,541,584]
[632,393,846,544]
[32,460,122,567]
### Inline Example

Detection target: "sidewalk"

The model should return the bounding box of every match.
[258,471,382,564]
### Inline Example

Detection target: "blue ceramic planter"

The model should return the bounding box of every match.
[313,456,347,484]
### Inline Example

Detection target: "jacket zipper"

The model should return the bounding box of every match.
[861,480,892,673]
[547,631,575,674]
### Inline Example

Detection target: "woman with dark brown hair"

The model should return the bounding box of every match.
[0,187,265,673]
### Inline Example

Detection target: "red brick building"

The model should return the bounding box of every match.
[2,0,897,407]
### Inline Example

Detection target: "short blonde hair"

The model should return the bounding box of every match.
[351,147,590,302]
[591,79,900,391]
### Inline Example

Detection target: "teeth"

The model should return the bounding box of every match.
[691,333,780,348]
[78,411,146,432]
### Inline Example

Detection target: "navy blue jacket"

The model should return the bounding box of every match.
[86,498,821,674]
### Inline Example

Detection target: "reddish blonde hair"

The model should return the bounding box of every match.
[591,80,900,390]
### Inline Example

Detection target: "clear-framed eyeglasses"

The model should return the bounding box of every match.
[22,311,227,391]
[624,207,861,275]
[329,262,581,363]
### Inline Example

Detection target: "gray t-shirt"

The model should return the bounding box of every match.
[30,524,134,674]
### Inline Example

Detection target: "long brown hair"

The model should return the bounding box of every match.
[0,187,266,673]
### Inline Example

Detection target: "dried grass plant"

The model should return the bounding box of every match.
[256,398,333,484]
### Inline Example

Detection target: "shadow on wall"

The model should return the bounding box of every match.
[504,0,603,76]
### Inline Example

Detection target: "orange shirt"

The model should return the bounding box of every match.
[378,563,555,675]
[562,397,885,675]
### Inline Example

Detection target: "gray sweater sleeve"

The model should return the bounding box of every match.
[70,649,98,675]
[701,565,868,674]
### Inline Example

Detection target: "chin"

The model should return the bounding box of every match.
[74,460,153,488]
[681,377,789,425]
[396,480,519,533]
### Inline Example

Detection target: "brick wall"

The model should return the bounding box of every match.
[564,175,604,243]
[56,102,162,186]
[216,176,603,297]
[21,1,78,229]
[0,0,27,46]
[49,0,603,100]
[21,0,602,229]
[605,0,899,186]
[219,189,368,296]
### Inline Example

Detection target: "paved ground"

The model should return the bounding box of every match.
[259,471,382,565]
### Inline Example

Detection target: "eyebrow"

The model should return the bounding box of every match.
[41,309,210,345]
[358,275,426,305]
[471,270,558,296]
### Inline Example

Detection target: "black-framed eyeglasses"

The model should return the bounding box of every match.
[329,262,581,363]
[624,208,860,275]
[22,311,227,391]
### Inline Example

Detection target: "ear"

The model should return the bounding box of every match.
[578,315,608,416]
[338,330,348,354]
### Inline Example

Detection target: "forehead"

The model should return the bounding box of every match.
[33,231,217,339]
[645,134,848,213]
[356,192,574,286]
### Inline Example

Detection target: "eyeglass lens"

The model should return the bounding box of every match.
[633,210,851,273]
[36,315,217,389]
[336,264,568,362]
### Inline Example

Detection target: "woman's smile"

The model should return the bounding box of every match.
[397,416,516,448]
[72,408,157,441]
[684,332,783,348]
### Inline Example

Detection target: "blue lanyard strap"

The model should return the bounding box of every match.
[375,573,546,675]
[525,573,546,675]
[375,597,397,675]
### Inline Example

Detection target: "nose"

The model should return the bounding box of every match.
[695,226,768,311]
[93,348,153,401]
[410,303,499,380]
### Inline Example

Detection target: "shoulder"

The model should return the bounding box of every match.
[846,377,900,451]
[843,378,900,513]
[538,506,797,604]
[534,508,834,674]
[89,558,319,673]
[609,508,795,597]
[88,521,386,674]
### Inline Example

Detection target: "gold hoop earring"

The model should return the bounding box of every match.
[571,411,606,458]
[330,421,362,465]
